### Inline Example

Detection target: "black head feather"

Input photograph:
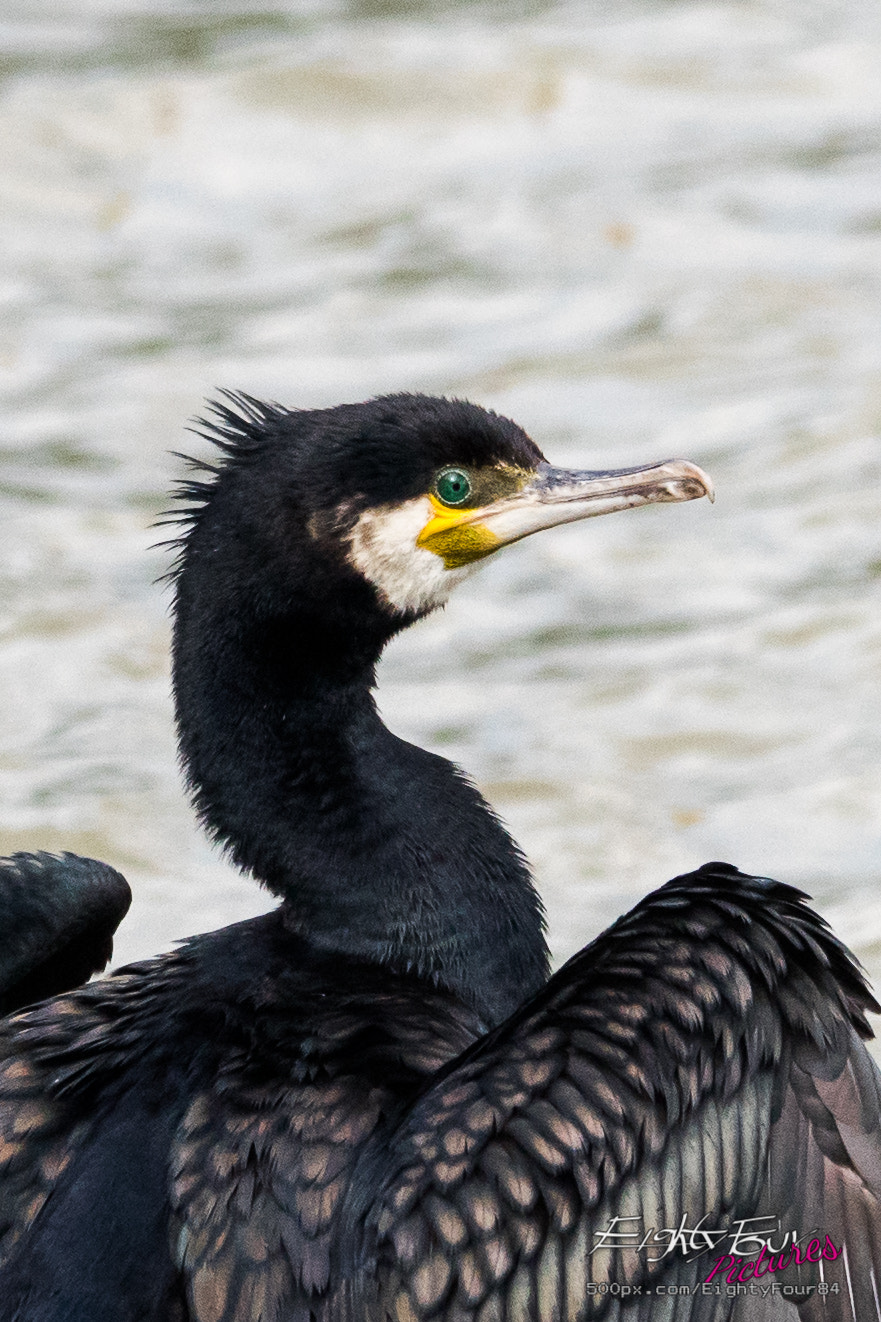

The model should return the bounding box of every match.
[161,391,543,537]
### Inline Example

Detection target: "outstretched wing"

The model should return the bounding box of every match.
[0,852,131,1015]
[340,863,881,1322]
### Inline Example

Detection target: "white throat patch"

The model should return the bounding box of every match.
[346,496,476,615]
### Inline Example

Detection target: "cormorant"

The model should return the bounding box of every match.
[1,393,879,1322]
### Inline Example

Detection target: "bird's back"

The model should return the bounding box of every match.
[0,910,482,1322]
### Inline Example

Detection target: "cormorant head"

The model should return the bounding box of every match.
[168,392,712,637]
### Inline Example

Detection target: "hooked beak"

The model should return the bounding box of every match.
[418,459,714,568]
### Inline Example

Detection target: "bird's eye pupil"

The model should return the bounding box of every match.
[435,469,472,507]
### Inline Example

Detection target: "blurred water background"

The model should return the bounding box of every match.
[1,0,880,1026]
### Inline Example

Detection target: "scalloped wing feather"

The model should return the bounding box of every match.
[338,865,881,1322]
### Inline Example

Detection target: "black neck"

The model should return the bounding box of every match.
[172,594,549,1026]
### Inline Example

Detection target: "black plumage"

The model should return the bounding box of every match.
[1,393,879,1322]
[0,852,129,1016]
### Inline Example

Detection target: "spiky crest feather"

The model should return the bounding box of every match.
[153,391,290,582]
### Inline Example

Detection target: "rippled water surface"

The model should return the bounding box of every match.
[2,0,880,1025]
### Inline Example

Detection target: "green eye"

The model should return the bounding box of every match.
[434,468,473,507]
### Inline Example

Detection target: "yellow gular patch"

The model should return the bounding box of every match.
[412,467,529,565]
[418,512,500,565]
[416,497,502,568]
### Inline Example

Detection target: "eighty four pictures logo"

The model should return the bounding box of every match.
[589,1215,843,1292]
